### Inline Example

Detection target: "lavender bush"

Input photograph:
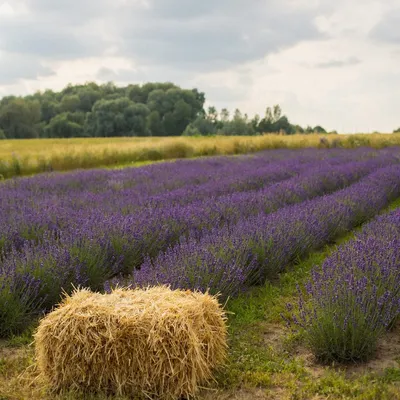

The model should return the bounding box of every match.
[293,210,400,363]
[0,268,42,337]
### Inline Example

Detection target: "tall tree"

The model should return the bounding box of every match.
[220,108,230,123]
[45,113,85,138]
[0,98,41,138]
[207,106,218,125]
[86,97,150,137]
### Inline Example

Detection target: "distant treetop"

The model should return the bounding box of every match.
[0,81,333,139]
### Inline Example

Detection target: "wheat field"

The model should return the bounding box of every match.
[0,134,399,179]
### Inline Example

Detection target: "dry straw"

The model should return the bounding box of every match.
[34,286,228,399]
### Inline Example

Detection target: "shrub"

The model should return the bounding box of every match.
[292,211,400,363]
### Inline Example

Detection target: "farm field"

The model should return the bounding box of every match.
[0,147,400,399]
[1,133,400,180]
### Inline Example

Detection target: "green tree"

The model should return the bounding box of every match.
[207,106,218,125]
[250,114,260,132]
[45,113,86,138]
[147,111,164,136]
[293,124,305,133]
[162,112,177,136]
[273,105,282,121]
[86,97,150,137]
[0,98,41,138]
[188,116,217,135]
[78,88,102,112]
[220,108,230,123]
[258,107,274,133]
[124,103,150,136]
[273,116,294,134]
[304,125,314,134]
[313,125,327,133]
[182,124,201,136]
[258,105,295,134]
[147,89,168,114]
[60,95,80,113]
[146,88,203,135]
[219,108,255,136]
[127,84,146,104]
[40,100,59,123]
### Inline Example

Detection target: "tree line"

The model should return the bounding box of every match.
[0,81,337,139]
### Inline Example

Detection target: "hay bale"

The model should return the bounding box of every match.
[34,286,228,399]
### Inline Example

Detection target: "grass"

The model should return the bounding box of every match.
[0,133,400,179]
[0,204,400,399]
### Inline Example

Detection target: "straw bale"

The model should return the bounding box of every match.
[34,286,228,399]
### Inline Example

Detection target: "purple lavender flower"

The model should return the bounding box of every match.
[293,209,400,362]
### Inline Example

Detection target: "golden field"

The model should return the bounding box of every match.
[0,134,399,179]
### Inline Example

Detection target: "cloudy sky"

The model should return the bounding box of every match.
[0,0,399,132]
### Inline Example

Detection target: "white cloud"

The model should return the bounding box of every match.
[0,1,29,17]
[0,0,400,132]
[0,2,14,16]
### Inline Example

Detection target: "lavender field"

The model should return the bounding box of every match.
[1,146,400,399]
[0,146,399,336]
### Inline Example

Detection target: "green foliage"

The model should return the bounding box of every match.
[256,105,297,134]
[394,127,400,133]
[60,94,80,113]
[146,110,163,136]
[218,108,255,135]
[86,97,149,137]
[45,113,86,138]
[184,115,217,135]
[0,82,205,139]
[207,106,218,125]
[0,97,41,138]
[313,125,327,133]
[0,277,41,338]
[182,124,201,136]
[302,308,383,363]
[0,81,331,138]
[40,99,59,123]
[0,128,6,140]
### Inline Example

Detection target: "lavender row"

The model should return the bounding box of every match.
[129,165,400,297]
[293,209,400,362]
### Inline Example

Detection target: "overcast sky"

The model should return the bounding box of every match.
[0,0,399,132]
